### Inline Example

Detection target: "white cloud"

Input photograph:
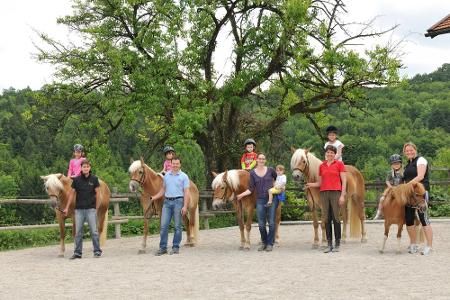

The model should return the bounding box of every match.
[1,0,449,91]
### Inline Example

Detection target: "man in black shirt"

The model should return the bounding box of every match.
[63,159,102,259]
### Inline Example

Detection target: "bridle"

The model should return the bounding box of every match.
[408,191,426,211]
[48,192,65,213]
[293,154,316,211]
[130,167,146,187]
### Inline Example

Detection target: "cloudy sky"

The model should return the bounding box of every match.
[1,0,450,91]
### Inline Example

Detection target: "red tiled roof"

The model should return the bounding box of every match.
[425,14,450,38]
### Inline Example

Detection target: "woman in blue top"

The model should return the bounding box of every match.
[237,153,277,251]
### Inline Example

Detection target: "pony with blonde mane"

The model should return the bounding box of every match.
[41,173,110,257]
[128,158,199,254]
[211,170,282,249]
[290,148,367,247]
[379,181,426,254]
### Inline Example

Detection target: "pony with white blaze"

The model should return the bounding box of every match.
[290,148,367,247]
[211,169,282,249]
[128,158,200,253]
[41,173,110,257]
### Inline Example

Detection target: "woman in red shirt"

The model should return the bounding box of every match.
[306,145,347,253]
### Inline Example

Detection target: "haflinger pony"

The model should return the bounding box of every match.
[379,181,426,254]
[41,173,110,257]
[211,170,282,250]
[128,158,199,254]
[290,148,367,247]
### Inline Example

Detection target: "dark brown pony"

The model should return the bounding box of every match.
[211,170,282,249]
[290,148,367,247]
[41,173,110,257]
[128,158,199,254]
[379,181,426,253]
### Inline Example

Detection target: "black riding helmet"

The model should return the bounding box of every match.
[389,154,402,164]
[325,125,338,134]
[73,144,84,152]
[244,138,256,147]
[163,145,175,154]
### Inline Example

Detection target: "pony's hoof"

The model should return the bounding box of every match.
[379,249,384,254]
[57,253,64,258]
[340,240,346,244]
[239,246,244,250]
[137,249,146,254]
[396,250,402,255]
[274,241,280,247]
[312,244,319,249]
[361,238,368,243]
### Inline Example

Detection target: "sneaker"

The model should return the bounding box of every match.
[421,246,432,256]
[324,246,333,253]
[408,244,418,254]
[94,252,102,258]
[69,254,82,260]
[170,248,179,255]
[258,244,267,251]
[265,245,273,252]
[333,244,340,252]
[155,249,168,256]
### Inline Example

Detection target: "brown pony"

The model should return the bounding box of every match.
[211,170,282,249]
[128,158,199,254]
[290,148,367,247]
[41,173,110,257]
[379,181,426,254]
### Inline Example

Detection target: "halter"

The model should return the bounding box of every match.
[408,191,426,211]
[293,154,316,211]
[130,167,147,187]
[48,192,65,213]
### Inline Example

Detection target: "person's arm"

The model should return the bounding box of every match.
[181,187,190,216]
[237,189,251,200]
[305,176,321,188]
[386,181,393,188]
[335,143,344,160]
[413,164,426,182]
[248,160,257,169]
[67,160,73,177]
[95,186,100,205]
[339,171,347,206]
[237,171,254,200]
[63,188,76,215]
[151,186,165,201]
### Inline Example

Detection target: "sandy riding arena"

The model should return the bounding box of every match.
[1,221,449,299]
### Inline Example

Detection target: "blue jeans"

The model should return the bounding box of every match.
[74,208,101,255]
[256,197,279,246]
[159,198,183,250]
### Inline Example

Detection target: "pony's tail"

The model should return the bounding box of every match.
[194,204,200,244]
[100,209,108,246]
[349,198,361,238]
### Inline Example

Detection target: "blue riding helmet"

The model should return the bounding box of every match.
[73,144,84,152]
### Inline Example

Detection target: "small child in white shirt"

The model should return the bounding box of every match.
[267,165,287,206]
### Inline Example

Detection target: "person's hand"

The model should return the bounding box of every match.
[62,208,68,216]
[339,195,345,207]
[181,206,188,216]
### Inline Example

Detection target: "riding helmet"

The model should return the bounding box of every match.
[73,144,84,152]
[389,154,402,164]
[325,125,338,134]
[163,145,175,154]
[244,138,256,147]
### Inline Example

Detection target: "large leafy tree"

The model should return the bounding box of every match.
[37,0,401,180]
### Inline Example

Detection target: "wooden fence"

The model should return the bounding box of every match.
[0,178,449,237]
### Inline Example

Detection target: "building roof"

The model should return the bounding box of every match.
[425,14,450,38]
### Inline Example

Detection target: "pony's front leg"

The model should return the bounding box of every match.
[183,214,192,247]
[396,223,404,254]
[236,204,246,250]
[244,205,254,250]
[380,222,390,254]
[57,212,65,257]
[311,209,320,248]
[274,204,282,246]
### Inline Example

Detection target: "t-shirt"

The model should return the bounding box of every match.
[241,152,258,169]
[274,174,287,189]
[164,170,190,198]
[403,156,430,191]
[248,167,277,199]
[319,160,345,191]
[163,160,172,172]
[71,174,100,209]
[67,158,84,177]
[385,170,403,186]
[324,140,344,161]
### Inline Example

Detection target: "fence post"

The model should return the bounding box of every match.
[112,187,121,239]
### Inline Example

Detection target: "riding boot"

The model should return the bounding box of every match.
[324,240,333,253]
[333,239,340,252]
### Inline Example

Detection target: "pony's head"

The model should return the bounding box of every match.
[211,170,240,210]
[385,181,427,210]
[290,147,313,182]
[41,174,65,208]
[407,182,427,210]
[128,159,145,192]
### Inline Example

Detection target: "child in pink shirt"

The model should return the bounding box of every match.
[67,144,85,178]
[161,146,175,175]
